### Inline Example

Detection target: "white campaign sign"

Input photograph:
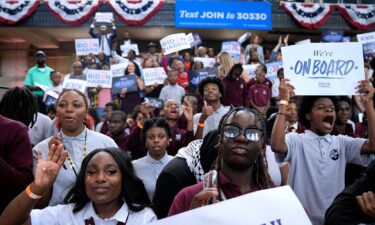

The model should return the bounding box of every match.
[120,44,139,56]
[75,39,99,56]
[149,186,312,225]
[62,79,87,94]
[295,39,311,45]
[194,57,216,68]
[95,12,113,23]
[282,42,364,96]
[243,64,259,80]
[86,69,112,88]
[143,67,167,86]
[357,31,375,44]
[110,63,128,78]
[160,33,190,55]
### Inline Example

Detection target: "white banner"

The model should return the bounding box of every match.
[86,69,112,88]
[120,43,139,56]
[194,57,216,68]
[150,186,311,225]
[282,42,364,96]
[357,31,375,44]
[62,79,87,94]
[295,39,311,45]
[95,12,113,23]
[75,39,99,56]
[160,33,190,55]
[111,63,128,78]
[143,67,167,86]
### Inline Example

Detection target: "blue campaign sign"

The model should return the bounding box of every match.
[175,0,272,30]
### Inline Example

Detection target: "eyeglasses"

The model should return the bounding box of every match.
[223,124,263,142]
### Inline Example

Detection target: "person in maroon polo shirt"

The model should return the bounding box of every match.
[107,110,129,155]
[168,107,273,216]
[222,63,248,107]
[247,64,271,117]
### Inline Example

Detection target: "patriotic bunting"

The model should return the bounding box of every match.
[281,2,334,29]
[45,0,102,26]
[107,0,164,25]
[0,0,39,25]
[337,4,375,30]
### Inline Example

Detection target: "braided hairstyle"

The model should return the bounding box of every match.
[215,107,273,191]
[0,87,38,127]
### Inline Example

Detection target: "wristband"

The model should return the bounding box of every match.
[280,100,289,106]
[26,185,43,200]
[277,112,287,117]
[198,122,204,128]
[137,122,143,129]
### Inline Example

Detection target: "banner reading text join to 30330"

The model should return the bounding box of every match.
[175,0,272,30]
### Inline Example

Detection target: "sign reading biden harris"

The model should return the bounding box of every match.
[175,0,271,30]
[282,43,364,96]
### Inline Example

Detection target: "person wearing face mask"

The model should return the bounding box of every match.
[132,118,174,201]
[168,107,274,216]
[32,89,118,207]
[271,79,375,225]
[24,50,54,113]
[222,63,248,107]
[0,147,156,225]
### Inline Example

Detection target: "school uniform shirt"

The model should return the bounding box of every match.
[247,83,271,107]
[28,112,52,146]
[193,105,229,138]
[222,77,248,107]
[30,201,156,225]
[168,171,259,217]
[33,128,118,206]
[133,152,173,201]
[277,130,372,225]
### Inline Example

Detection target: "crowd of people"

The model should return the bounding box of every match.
[0,22,375,225]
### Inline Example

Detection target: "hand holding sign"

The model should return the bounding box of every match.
[278,79,295,101]
[356,80,375,104]
[190,189,219,210]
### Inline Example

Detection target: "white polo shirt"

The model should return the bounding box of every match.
[30,202,156,225]
[277,130,372,225]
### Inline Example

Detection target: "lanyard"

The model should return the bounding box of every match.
[60,129,87,177]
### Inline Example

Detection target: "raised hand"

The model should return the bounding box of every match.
[202,101,214,118]
[283,34,289,46]
[182,99,193,122]
[278,79,295,101]
[356,80,375,104]
[33,144,67,195]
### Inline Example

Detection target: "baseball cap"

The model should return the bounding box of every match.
[147,42,157,48]
[36,50,46,57]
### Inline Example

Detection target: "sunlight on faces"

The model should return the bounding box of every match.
[219,110,264,171]
[56,90,88,134]
[85,152,122,207]
[307,98,336,135]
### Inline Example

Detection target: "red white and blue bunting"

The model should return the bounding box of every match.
[45,0,102,26]
[107,0,164,25]
[281,2,334,29]
[0,0,39,25]
[337,4,375,30]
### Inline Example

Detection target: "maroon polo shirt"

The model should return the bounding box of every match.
[168,171,259,217]
[247,83,271,107]
[222,77,248,107]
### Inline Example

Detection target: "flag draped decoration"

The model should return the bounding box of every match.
[281,2,334,29]
[0,0,39,25]
[45,0,102,25]
[337,4,375,30]
[107,0,164,25]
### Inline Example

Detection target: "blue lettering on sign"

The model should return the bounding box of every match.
[291,59,356,78]
[260,218,282,225]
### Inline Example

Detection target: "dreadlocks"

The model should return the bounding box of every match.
[215,107,273,190]
[0,87,38,127]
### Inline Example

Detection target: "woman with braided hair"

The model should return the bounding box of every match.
[168,107,273,216]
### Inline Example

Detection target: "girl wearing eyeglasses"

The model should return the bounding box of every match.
[168,107,273,216]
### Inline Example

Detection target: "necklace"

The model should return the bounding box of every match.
[60,128,87,177]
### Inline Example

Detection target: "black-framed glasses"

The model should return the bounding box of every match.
[223,124,263,142]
